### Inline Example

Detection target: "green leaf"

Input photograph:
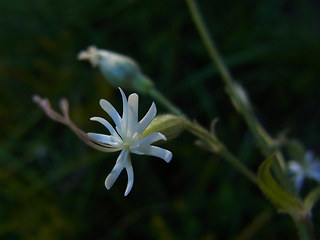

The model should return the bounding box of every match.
[257,153,304,214]
[304,186,320,212]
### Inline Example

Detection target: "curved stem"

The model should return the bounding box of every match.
[293,214,315,240]
[184,0,291,187]
[219,147,258,185]
[184,0,315,239]
[184,120,258,185]
[149,88,184,117]
[185,0,274,153]
[185,0,233,88]
[149,87,258,185]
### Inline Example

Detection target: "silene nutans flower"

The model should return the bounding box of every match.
[288,151,320,191]
[88,87,172,196]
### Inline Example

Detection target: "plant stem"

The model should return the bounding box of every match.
[149,87,184,116]
[184,120,258,185]
[184,0,275,158]
[293,214,315,240]
[149,86,258,185]
[219,147,258,185]
[184,0,315,239]
[184,0,293,189]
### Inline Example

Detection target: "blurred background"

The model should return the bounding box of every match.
[0,0,320,239]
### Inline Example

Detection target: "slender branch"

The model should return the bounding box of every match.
[184,0,315,239]
[184,120,258,185]
[293,213,315,240]
[149,88,184,117]
[32,95,120,153]
[184,0,290,183]
[185,0,274,153]
[185,0,233,88]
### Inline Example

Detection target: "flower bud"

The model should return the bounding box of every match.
[142,114,185,141]
[228,82,252,113]
[78,46,153,93]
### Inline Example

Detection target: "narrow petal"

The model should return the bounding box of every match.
[127,93,139,135]
[132,145,172,163]
[119,88,128,133]
[309,163,320,182]
[105,150,128,189]
[90,117,121,140]
[288,161,302,174]
[87,133,122,146]
[294,174,304,191]
[100,99,121,128]
[124,155,134,196]
[137,102,157,133]
[130,132,167,150]
[305,151,314,163]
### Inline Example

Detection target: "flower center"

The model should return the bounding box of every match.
[123,141,131,150]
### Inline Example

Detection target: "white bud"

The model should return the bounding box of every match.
[78,46,153,93]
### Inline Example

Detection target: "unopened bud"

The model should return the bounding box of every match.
[142,114,185,141]
[78,46,153,93]
[227,82,252,113]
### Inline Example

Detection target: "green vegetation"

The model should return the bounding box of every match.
[0,0,319,239]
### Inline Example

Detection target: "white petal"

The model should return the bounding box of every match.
[124,156,134,196]
[130,132,167,150]
[305,151,314,163]
[310,162,320,170]
[288,161,302,174]
[309,163,320,182]
[127,93,139,135]
[90,117,121,140]
[100,99,121,128]
[87,133,122,146]
[137,102,157,133]
[115,125,127,141]
[105,150,128,189]
[132,145,172,163]
[294,174,304,191]
[119,88,128,133]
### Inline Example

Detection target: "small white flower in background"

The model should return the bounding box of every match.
[288,151,320,191]
[88,87,172,196]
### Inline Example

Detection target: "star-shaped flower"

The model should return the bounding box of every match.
[88,88,172,196]
[288,151,320,191]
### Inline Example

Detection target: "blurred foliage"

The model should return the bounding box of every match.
[0,0,320,239]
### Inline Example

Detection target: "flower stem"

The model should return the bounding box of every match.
[293,214,315,240]
[184,0,275,157]
[184,0,315,238]
[149,86,258,185]
[219,146,258,185]
[149,87,184,117]
[184,120,258,185]
[184,0,293,191]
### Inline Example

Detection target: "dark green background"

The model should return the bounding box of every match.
[1,0,319,239]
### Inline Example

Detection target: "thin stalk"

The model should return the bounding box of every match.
[184,0,292,189]
[219,147,258,185]
[184,0,275,157]
[149,88,258,185]
[149,88,184,116]
[184,0,315,239]
[184,120,258,185]
[293,215,315,240]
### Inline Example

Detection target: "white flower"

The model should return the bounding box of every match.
[288,151,320,191]
[88,88,172,196]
